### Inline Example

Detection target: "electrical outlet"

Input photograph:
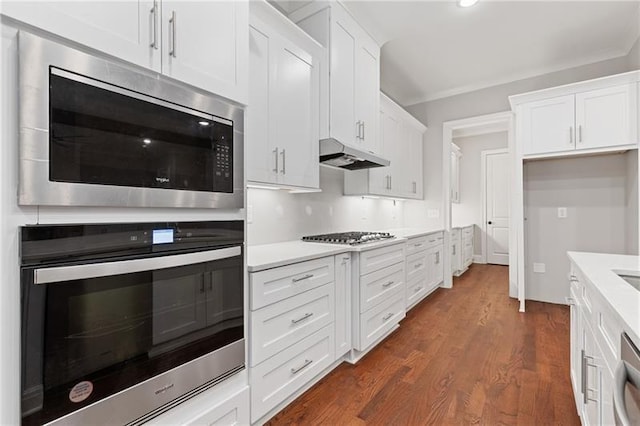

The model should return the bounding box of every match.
[533,263,546,273]
[427,209,439,219]
[557,207,567,218]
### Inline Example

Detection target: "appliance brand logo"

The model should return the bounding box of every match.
[156,177,170,184]
[154,383,174,395]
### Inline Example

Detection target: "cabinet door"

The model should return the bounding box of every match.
[368,108,396,195]
[433,245,444,287]
[355,40,380,155]
[2,1,160,71]
[521,95,575,155]
[329,7,357,146]
[161,1,248,104]
[247,25,278,185]
[575,84,638,150]
[334,254,352,359]
[272,35,319,188]
[408,125,424,199]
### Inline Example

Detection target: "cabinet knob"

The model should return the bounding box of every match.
[488,221,492,225]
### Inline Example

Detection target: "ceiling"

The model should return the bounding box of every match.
[342,1,640,106]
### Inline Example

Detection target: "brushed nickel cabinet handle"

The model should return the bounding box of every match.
[281,149,286,174]
[292,273,313,283]
[273,147,279,173]
[382,280,394,288]
[169,11,177,58]
[291,312,313,324]
[569,126,573,145]
[578,125,583,143]
[291,359,313,374]
[150,1,159,49]
[382,313,393,321]
[362,121,365,140]
[414,286,422,293]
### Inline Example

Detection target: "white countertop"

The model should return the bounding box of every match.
[382,227,444,239]
[452,224,474,229]
[568,251,640,345]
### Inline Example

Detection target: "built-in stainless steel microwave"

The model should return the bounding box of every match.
[18,32,244,209]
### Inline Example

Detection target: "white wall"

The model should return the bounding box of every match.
[247,166,405,245]
[452,131,508,256]
[403,53,636,230]
[523,153,634,304]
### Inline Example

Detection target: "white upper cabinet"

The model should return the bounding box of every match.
[1,1,161,71]
[161,1,248,104]
[344,93,426,199]
[521,95,575,155]
[2,1,249,104]
[511,72,640,158]
[247,1,321,190]
[575,84,637,150]
[291,2,381,155]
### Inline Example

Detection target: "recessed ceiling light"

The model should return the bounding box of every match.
[458,0,479,7]
[198,120,210,126]
[143,138,151,144]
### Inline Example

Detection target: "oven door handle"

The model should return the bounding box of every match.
[33,246,241,284]
[614,359,640,426]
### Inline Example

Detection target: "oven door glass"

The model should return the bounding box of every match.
[22,252,243,424]
[49,68,233,193]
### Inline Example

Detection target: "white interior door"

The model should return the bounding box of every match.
[485,149,510,265]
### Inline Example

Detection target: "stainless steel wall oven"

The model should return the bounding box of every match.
[20,221,244,425]
[18,31,244,209]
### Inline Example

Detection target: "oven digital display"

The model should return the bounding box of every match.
[152,229,174,245]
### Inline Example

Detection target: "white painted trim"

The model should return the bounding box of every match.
[402,50,635,107]
[453,121,509,139]
[443,111,520,307]
[472,254,484,264]
[509,70,640,109]
[481,148,509,266]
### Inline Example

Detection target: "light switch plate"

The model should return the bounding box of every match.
[533,263,546,273]
[557,207,567,218]
[427,209,439,218]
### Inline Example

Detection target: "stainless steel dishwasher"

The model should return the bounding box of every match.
[614,333,640,425]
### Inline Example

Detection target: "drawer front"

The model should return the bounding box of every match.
[406,236,428,256]
[357,293,405,351]
[592,288,623,373]
[424,232,444,250]
[451,228,460,239]
[463,244,473,265]
[406,251,428,283]
[184,386,250,426]
[360,262,405,313]
[462,226,473,237]
[359,242,405,276]
[250,284,334,366]
[407,275,428,309]
[250,256,334,310]
[251,325,334,422]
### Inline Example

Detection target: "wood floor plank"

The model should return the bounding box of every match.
[266,264,580,426]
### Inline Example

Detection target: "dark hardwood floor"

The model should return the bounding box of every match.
[267,264,580,425]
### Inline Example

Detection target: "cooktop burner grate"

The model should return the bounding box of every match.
[302,231,394,245]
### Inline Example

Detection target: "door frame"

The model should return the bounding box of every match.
[442,111,524,312]
[481,148,509,266]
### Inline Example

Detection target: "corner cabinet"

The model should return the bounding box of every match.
[290,1,381,155]
[1,1,249,104]
[247,1,321,190]
[511,72,639,158]
[344,93,426,199]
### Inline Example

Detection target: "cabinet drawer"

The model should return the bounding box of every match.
[250,284,334,366]
[250,256,334,310]
[251,325,334,422]
[360,262,405,313]
[357,292,405,351]
[406,251,428,283]
[451,228,460,239]
[407,275,428,309]
[424,232,444,249]
[593,290,623,373]
[359,242,405,276]
[406,236,428,256]
[183,386,250,426]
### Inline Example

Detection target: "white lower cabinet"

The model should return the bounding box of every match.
[452,226,473,277]
[251,325,334,422]
[568,262,622,425]
[450,228,461,275]
[405,232,443,310]
[351,242,406,354]
[183,386,250,426]
[249,253,349,423]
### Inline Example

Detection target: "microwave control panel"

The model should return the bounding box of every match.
[213,121,233,193]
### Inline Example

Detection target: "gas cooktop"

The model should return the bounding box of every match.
[302,231,394,245]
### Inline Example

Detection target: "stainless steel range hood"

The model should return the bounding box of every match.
[319,138,390,170]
